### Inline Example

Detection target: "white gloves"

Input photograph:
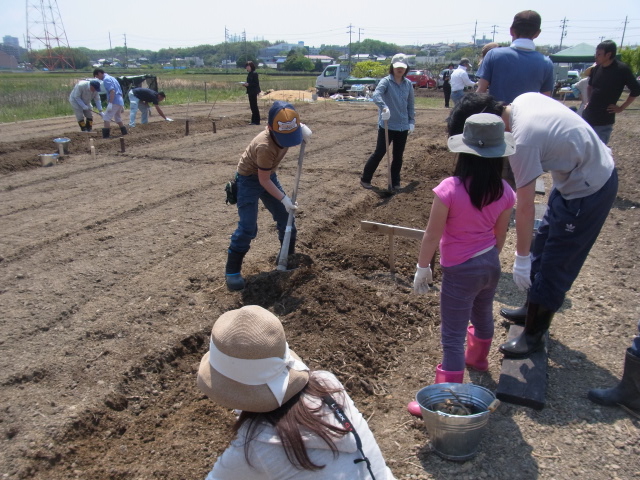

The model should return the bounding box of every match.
[300,123,312,142]
[165,117,173,122]
[281,195,298,214]
[413,264,433,294]
[513,253,532,291]
[408,124,415,134]
[381,107,391,121]
[106,103,113,112]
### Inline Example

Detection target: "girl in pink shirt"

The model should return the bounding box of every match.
[407,113,515,417]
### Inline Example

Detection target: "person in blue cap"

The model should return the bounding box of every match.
[225,101,312,291]
[68,79,103,131]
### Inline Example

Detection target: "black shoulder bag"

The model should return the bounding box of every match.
[322,395,377,480]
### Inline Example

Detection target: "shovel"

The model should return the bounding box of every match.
[277,141,307,271]
[384,119,393,194]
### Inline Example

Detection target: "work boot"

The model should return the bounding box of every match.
[500,302,527,324]
[465,325,492,372]
[588,349,640,411]
[78,120,87,132]
[407,364,464,418]
[225,249,246,291]
[120,126,128,136]
[499,302,554,358]
[101,127,111,139]
[85,118,93,132]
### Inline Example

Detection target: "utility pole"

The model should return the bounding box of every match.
[559,17,568,50]
[109,32,113,65]
[357,27,363,58]
[473,20,477,46]
[347,24,353,71]
[123,33,128,68]
[620,16,628,48]
[491,25,498,42]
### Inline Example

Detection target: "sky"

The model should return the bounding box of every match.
[2,0,639,53]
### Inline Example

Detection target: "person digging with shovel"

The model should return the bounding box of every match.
[225,101,312,291]
[68,80,103,132]
[360,53,415,193]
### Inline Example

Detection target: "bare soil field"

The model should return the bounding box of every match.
[1,93,639,480]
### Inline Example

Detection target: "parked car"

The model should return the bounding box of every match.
[406,69,436,88]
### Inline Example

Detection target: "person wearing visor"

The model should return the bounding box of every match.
[224,101,312,291]
[197,305,395,479]
[360,53,415,191]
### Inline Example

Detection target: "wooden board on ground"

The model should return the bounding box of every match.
[496,324,549,410]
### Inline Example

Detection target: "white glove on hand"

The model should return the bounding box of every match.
[381,107,391,121]
[513,253,532,291]
[165,117,173,122]
[408,124,415,135]
[300,123,312,142]
[281,195,298,214]
[413,264,433,294]
[106,103,113,113]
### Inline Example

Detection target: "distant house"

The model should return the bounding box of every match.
[304,54,333,65]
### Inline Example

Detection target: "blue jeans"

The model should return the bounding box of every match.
[439,248,500,371]
[229,172,294,254]
[632,320,640,356]
[591,124,613,145]
[530,169,618,311]
[451,90,465,105]
[129,90,150,127]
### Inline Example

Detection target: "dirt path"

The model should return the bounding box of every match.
[1,97,639,479]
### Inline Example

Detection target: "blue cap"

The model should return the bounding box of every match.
[89,80,101,91]
[268,101,302,147]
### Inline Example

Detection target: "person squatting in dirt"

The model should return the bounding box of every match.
[197,305,396,479]
[128,87,172,128]
[68,79,103,132]
[447,92,618,360]
[588,319,640,413]
[407,113,516,417]
[360,53,415,191]
[225,101,311,291]
[93,68,128,139]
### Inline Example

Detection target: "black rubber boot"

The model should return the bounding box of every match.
[225,249,246,291]
[500,301,528,324]
[86,118,93,132]
[120,126,128,136]
[102,128,111,139]
[588,349,640,410]
[499,302,554,358]
[78,120,87,131]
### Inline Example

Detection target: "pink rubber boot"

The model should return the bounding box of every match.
[464,325,492,372]
[407,364,464,417]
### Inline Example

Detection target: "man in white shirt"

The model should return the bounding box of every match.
[450,58,476,105]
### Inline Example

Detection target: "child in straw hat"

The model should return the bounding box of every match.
[407,114,516,417]
[197,305,395,479]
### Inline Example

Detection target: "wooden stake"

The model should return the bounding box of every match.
[90,145,96,159]
[120,137,125,153]
[212,120,216,134]
[185,120,190,136]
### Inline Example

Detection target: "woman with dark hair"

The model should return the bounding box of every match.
[408,114,516,417]
[198,305,395,479]
[243,61,261,125]
[360,53,415,191]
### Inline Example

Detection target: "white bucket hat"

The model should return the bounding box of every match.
[197,305,310,413]
[447,113,516,158]
[391,53,408,69]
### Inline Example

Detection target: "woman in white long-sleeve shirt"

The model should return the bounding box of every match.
[197,306,395,480]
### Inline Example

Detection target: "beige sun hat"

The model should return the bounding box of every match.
[197,305,310,413]
[448,113,516,158]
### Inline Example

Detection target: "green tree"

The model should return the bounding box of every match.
[352,60,387,78]
[283,54,314,71]
[621,47,640,74]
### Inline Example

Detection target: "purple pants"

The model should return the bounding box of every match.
[440,248,501,371]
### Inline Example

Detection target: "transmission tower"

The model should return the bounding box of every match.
[26,0,76,70]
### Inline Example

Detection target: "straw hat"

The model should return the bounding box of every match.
[197,305,310,412]
[448,113,516,158]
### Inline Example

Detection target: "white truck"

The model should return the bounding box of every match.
[315,64,381,96]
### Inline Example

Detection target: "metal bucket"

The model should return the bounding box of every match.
[416,383,499,461]
[54,137,71,155]
[39,153,58,167]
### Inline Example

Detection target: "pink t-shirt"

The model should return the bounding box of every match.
[434,177,515,267]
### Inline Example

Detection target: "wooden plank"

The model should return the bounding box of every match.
[496,324,549,410]
[360,221,424,240]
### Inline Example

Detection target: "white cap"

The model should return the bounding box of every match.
[391,53,408,69]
